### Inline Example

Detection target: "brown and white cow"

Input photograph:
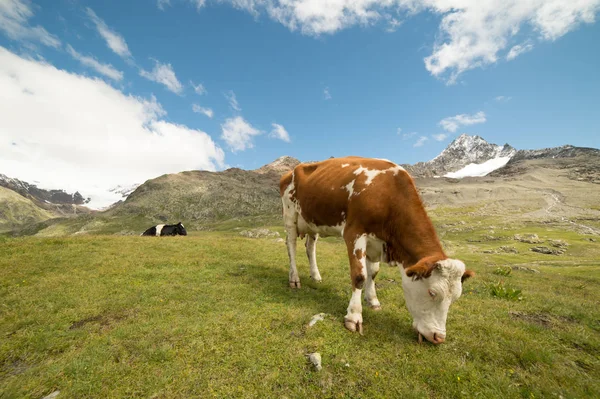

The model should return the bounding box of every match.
[280,156,474,344]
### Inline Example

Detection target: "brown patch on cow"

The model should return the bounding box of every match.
[279,171,293,196]
[462,269,475,283]
[354,248,364,259]
[405,256,446,280]
[354,274,365,289]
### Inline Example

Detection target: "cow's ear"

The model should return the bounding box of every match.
[405,258,439,280]
[461,270,475,283]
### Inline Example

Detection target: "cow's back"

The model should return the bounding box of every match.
[282,157,406,230]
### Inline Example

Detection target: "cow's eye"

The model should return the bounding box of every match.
[428,289,436,298]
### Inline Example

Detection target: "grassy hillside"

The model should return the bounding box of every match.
[0,187,54,233]
[108,168,283,228]
[1,219,599,398]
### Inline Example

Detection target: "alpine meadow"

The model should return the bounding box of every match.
[1,1,600,398]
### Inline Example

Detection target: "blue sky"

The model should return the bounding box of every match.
[1,0,599,207]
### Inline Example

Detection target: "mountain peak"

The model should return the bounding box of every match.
[404,134,517,177]
[254,156,300,175]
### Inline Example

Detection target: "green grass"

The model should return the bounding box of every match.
[1,226,599,398]
[493,266,513,277]
[486,281,523,301]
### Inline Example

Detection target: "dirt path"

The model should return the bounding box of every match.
[543,191,600,235]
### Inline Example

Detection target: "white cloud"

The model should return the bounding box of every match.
[432,133,448,141]
[157,0,171,10]
[86,7,132,60]
[0,0,60,47]
[191,80,207,95]
[385,17,402,33]
[0,47,224,209]
[414,136,429,147]
[192,104,214,118]
[140,60,183,94]
[224,90,241,111]
[66,45,123,81]
[396,127,402,135]
[323,87,332,100]
[221,116,261,152]
[439,111,486,132]
[270,123,291,142]
[402,131,417,140]
[495,95,512,102]
[192,0,207,10]
[205,1,600,82]
[507,42,534,60]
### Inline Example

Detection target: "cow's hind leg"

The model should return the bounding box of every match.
[306,234,322,282]
[284,212,301,289]
[343,231,367,334]
[365,258,381,310]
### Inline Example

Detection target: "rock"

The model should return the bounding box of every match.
[239,228,280,239]
[482,246,518,254]
[548,239,569,248]
[308,313,327,327]
[499,246,518,253]
[467,235,502,243]
[42,392,60,399]
[586,237,596,242]
[307,352,322,371]
[274,238,285,243]
[531,246,565,255]
[514,234,542,244]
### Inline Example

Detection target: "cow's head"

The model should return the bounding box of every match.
[400,258,473,344]
[176,222,187,236]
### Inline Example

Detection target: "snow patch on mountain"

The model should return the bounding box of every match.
[444,156,512,178]
[109,184,140,198]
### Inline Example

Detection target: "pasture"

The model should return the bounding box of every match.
[1,221,599,398]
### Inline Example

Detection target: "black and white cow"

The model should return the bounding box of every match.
[141,222,187,237]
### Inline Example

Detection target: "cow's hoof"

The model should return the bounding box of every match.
[289,281,301,288]
[344,319,363,335]
[370,304,382,311]
[310,276,322,283]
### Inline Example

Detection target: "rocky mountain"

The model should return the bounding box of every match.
[510,144,600,162]
[405,134,517,177]
[254,156,300,175]
[0,174,91,206]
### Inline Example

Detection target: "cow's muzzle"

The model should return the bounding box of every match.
[417,330,446,345]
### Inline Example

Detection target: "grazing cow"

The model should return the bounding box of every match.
[280,156,474,344]
[141,222,187,237]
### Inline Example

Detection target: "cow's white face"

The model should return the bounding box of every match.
[400,259,467,344]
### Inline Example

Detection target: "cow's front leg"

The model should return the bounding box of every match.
[306,234,322,282]
[365,259,381,310]
[343,232,367,334]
